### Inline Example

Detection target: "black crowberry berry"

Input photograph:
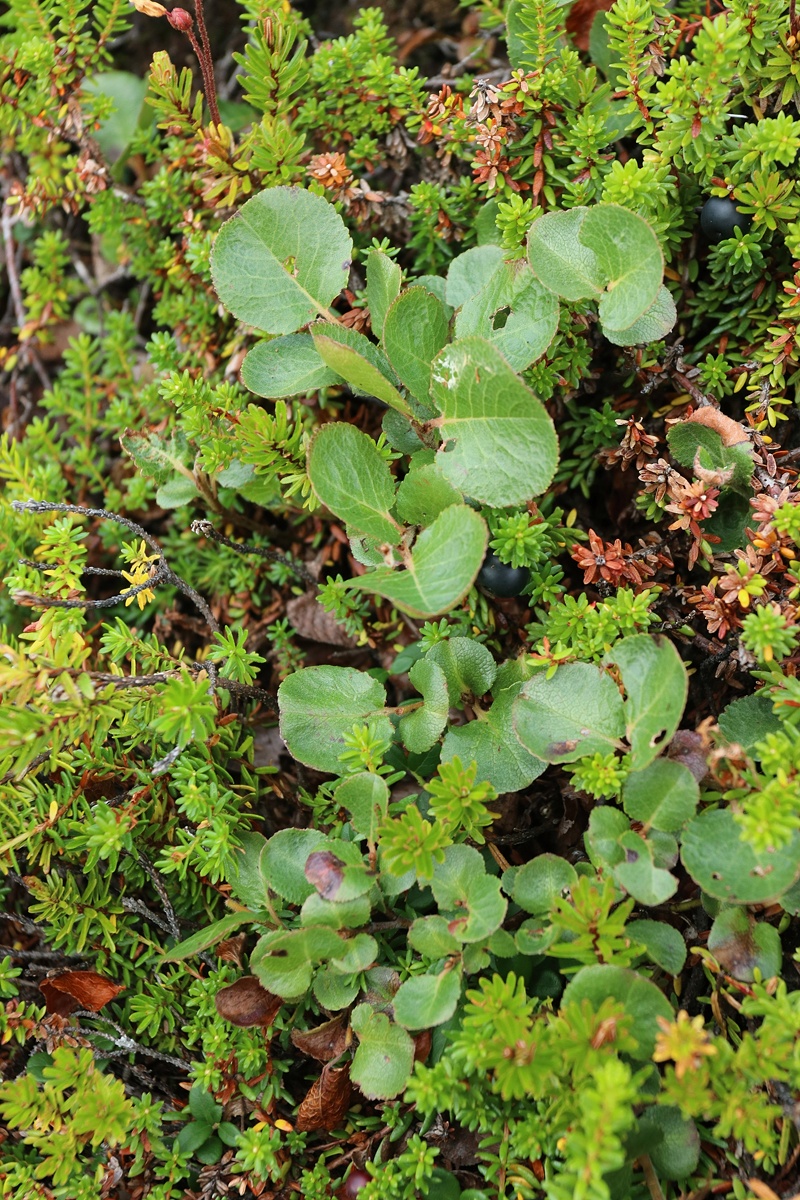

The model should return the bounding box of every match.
[699,196,749,244]
[476,552,531,597]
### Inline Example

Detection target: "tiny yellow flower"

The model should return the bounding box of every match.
[653,1010,716,1080]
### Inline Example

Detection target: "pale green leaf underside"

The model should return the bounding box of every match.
[211,186,352,334]
[366,247,402,339]
[603,285,676,345]
[312,332,411,416]
[606,634,687,770]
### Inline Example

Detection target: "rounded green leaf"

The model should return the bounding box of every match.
[527,207,606,301]
[278,665,391,774]
[585,806,629,870]
[603,285,676,346]
[393,966,462,1030]
[241,334,342,398]
[613,832,678,906]
[251,926,343,999]
[455,261,558,371]
[335,772,389,841]
[431,338,558,506]
[513,854,577,915]
[312,966,360,1010]
[383,287,450,405]
[440,691,546,794]
[513,663,625,763]
[430,845,507,943]
[581,204,663,332]
[211,187,352,334]
[307,423,400,544]
[330,932,379,974]
[628,920,687,975]
[350,1004,415,1099]
[366,247,401,339]
[263,828,328,904]
[638,1107,700,1181]
[408,915,462,958]
[312,325,411,415]
[681,807,800,904]
[622,759,699,833]
[229,832,269,909]
[394,461,463,528]
[445,245,505,308]
[562,965,673,1060]
[718,692,780,757]
[605,635,687,770]
[398,658,449,754]
[352,503,488,618]
[427,636,497,704]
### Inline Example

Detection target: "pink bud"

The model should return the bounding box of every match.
[167,6,193,31]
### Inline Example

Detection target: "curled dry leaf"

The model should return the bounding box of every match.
[685,407,749,447]
[295,1063,352,1132]
[216,934,247,966]
[291,1012,352,1063]
[413,1029,432,1064]
[215,975,283,1028]
[40,970,123,1016]
[693,456,734,489]
[667,730,709,783]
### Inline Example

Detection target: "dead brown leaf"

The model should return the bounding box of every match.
[215,976,283,1028]
[40,970,123,1016]
[291,1013,351,1062]
[286,592,357,647]
[295,1063,352,1132]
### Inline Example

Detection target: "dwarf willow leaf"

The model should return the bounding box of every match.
[445,245,505,308]
[622,759,698,832]
[455,260,559,371]
[262,828,328,904]
[606,635,687,770]
[580,204,664,332]
[211,187,352,334]
[441,690,546,794]
[366,247,401,339]
[430,337,558,507]
[307,423,400,544]
[513,663,625,763]
[426,636,497,705]
[681,807,800,904]
[430,845,507,943]
[383,287,450,405]
[613,832,678,906]
[351,504,487,618]
[335,772,389,841]
[251,926,343,999]
[562,965,672,1060]
[241,334,342,398]
[394,461,463,527]
[398,658,449,754]
[603,285,676,346]
[393,966,462,1030]
[350,1005,415,1099]
[527,207,606,300]
[278,666,392,774]
[312,327,411,415]
[513,854,577,915]
[627,920,687,975]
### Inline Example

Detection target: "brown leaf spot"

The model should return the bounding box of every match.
[40,970,123,1016]
[214,975,282,1028]
[305,850,346,900]
[295,1063,352,1132]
